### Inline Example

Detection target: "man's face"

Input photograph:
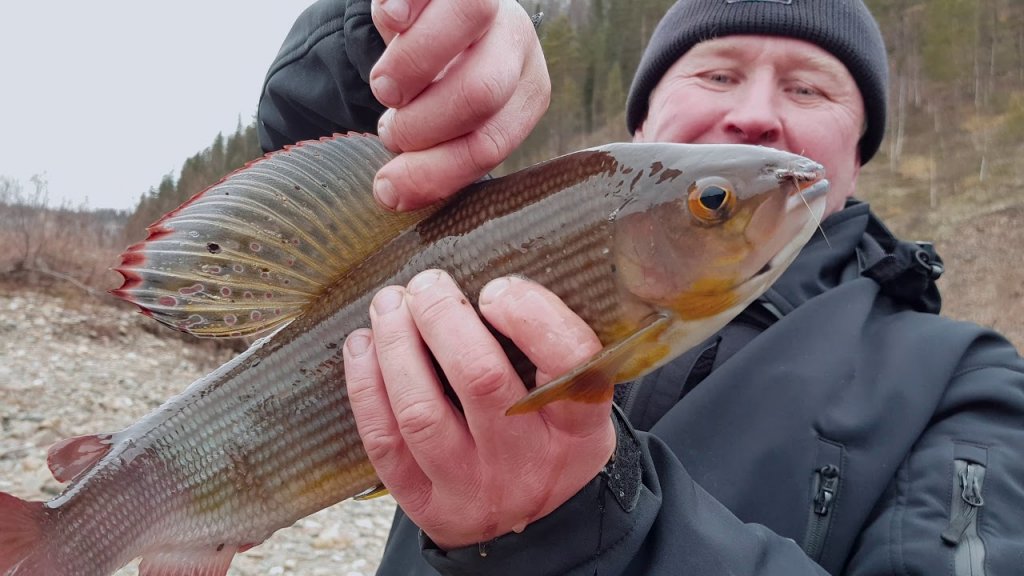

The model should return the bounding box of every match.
[634,35,866,218]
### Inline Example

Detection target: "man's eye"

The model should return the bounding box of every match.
[708,73,731,83]
[789,84,822,98]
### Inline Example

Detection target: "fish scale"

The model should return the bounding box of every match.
[0,133,828,575]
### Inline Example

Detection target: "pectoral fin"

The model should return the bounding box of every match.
[505,314,671,415]
[353,483,390,501]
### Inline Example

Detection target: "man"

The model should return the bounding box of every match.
[257,0,1024,574]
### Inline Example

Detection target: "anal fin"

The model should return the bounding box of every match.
[139,545,240,576]
[505,314,672,415]
[46,433,113,483]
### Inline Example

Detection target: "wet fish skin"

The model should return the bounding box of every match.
[0,134,827,576]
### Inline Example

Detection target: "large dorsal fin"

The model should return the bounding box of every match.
[111,133,438,337]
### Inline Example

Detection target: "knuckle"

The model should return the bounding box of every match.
[467,124,511,173]
[360,427,404,465]
[387,44,432,86]
[450,350,514,400]
[460,72,511,121]
[395,399,447,446]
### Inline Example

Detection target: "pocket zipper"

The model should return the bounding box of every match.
[941,459,988,576]
[803,464,840,561]
[942,462,985,544]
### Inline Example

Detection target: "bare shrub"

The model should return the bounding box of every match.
[0,175,128,298]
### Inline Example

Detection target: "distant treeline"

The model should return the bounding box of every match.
[124,121,263,242]
[127,0,1024,240]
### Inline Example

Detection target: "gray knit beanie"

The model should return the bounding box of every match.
[625,0,888,164]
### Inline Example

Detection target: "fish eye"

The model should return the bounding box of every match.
[687,177,736,224]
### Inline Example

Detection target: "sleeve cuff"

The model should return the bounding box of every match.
[420,404,650,576]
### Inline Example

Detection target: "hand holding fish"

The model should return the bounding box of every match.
[345,272,616,549]
[368,0,550,210]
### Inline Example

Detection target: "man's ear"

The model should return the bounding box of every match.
[633,121,647,143]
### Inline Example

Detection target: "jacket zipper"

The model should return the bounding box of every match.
[803,463,840,561]
[941,460,987,575]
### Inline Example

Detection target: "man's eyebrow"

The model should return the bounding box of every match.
[686,41,851,84]
[686,42,749,62]
[783,52,849,84]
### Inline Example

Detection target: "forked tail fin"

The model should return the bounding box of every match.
[0,492,57,575]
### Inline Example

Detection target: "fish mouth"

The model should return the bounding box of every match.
[773,161,829,203]
[773,159,825,185]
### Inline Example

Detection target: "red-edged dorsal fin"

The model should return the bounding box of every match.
[139,546,241,576]
[46,433,113,483]
[111,133,440,338]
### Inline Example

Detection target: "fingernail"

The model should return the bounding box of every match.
[346,332,371,356]
[380,0,409,24]
[407,270,442,295]
[479,277,510,305]
[372,287,404,314]
[372,74,401,107]
[374,176,397,210]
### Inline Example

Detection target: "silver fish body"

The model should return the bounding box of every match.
[0,134,827,575]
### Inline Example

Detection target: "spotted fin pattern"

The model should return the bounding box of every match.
[112,133,436,337]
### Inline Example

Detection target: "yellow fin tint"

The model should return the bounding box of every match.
[353,483,391,501]
[671,277,742,320]
[112,133,439,337]
[505,314,671,415]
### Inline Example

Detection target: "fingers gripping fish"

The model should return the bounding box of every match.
[0,133,827,575]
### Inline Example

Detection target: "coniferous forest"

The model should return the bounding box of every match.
[4,0,1022,345]
[126,0,1024,242]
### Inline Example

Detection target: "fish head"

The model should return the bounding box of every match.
[607,143,828,321]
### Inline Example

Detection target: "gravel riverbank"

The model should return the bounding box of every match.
[0,289,396,575]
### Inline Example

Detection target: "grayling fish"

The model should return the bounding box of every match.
[0,133,827,575]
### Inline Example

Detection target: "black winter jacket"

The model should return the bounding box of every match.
[257,2,1024,574]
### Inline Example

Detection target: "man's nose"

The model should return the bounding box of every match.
[721,83,782,145]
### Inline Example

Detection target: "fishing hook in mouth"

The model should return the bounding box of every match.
[796,180,832,249]
[770,163,830,246]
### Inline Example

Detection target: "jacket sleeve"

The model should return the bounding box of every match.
[412,332,1024,575]
[414,407,832,576]
[256,0,384,153]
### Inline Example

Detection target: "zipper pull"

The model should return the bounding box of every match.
[941,463,986,545]
[813,465,840,515]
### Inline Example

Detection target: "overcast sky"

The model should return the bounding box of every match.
[0,2,314,211]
